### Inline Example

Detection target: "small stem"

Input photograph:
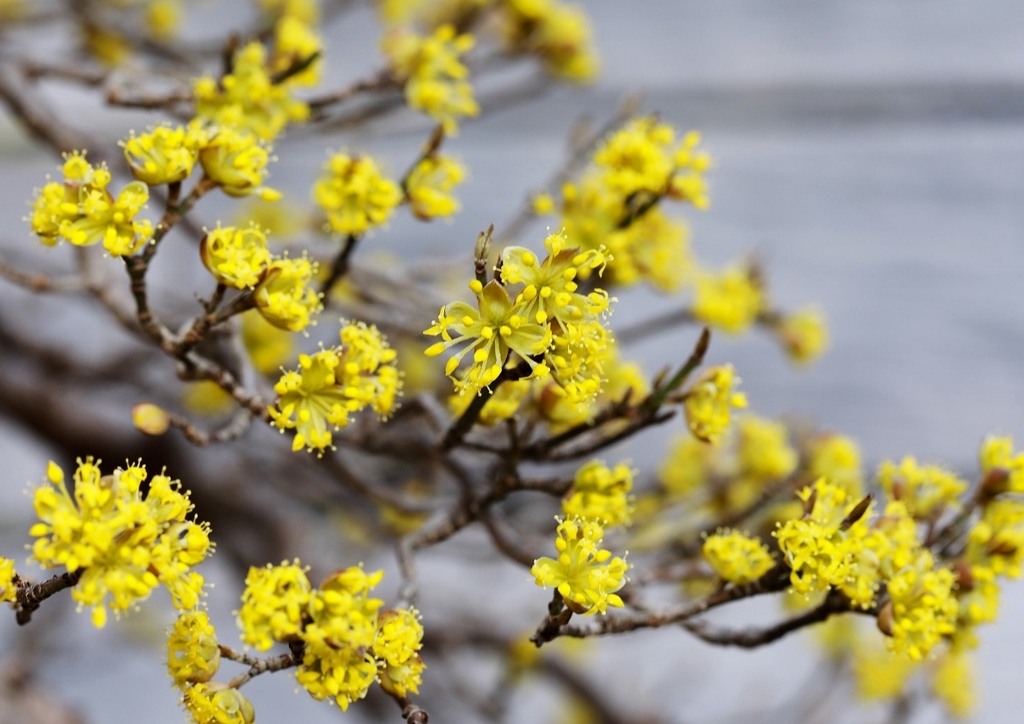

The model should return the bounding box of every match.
[174,291,255,356]
[641,326,710,413]
[442,385,496,451]
[0,254,85,293]
[227,652,298,689]
[15,569,85,625]
[270,51,320,85]
[531,592,573,647]
[318,234,359,297]
[168,409,254,447]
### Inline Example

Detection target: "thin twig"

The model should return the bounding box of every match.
[15,569,85,626]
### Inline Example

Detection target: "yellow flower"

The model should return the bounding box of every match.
[979,435,1024,494]
[241,311,296,375]
[194,41,309,141]
[405,154,466,219]
[593,117,676,199]
[30,459,212,627]
[199,126,278,199]
[29,151,154,256]
[852,643,918,701]
[254,255,322,332]
[883,549,958,660]
[425,278,551,396]
[683,364,747,444]
[270,15,322,87]
[313,152,402,235]
[775,307,829,364]
[297,566,384,710]
[237,560,312,651]
[448,378,530,426]
[562,460,634,528]
[167,610,221,685]
[180,682,255,724]
[658,433,716,497]
[383,24,479,134]
[932,653,975,718]
[145,0,181,41]
[122,123,206,186]
[737,414,797,481]
[702,530,774,584]
[531,517,629,616]
[372,608,426,698]
[877,456,967,518]
[0,558,17,603]
[499,0,599,82]
[774,478,877,603]
[269,321,402,453]
[692,265,763,334]
[807,433,864,497]
[967,498,1024,578]
[199,224,272,289]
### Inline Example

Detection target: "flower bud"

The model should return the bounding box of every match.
[876,600,894,637]
[132,403,170,436]
[204,683,255,724]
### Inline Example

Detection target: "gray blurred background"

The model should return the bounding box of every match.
[1,1,1022,722]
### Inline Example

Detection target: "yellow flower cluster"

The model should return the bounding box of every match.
[122,122,207,186]
[967,499,1024,579]
[405,153,466,220]
[883,548,958,660]
[702,529,775,584]
[200,224,273,289]
[233,561,424,712]
[383,24,480,134]
[562,460,635,528]
[658,432,717,499]
[29,151,153,256]
[931,652,976,717]
[683,364,747,445]
[531,517,629,615]
[877,456,967,519]
[774,306,829,364]
[31,458,212,627]
[979,434,1024,494]
[313,152,402,236]
[237,560,312,650]
[850,630,975,718]
[774,479,877,603]
[446,346,647,432]
[270,320,402,453]
[253,254,323,332]
[949,438,1024,651]
[168,610,221,686]
[372,608,426,698]
[807,433,864,496]
[737,415,798,482]
[199,125,279,200]
[499,0,599,82]
[692,265,764,334]
[656,412,797,523]
[271,15,323,87]
[533,117,709,291]
[193,29,314,142]
[0,557,16,603]
[425,231,614,403]
[197,223,321,331]
[258,0,319,24]
[181,682,255,724]
[775,479,959,660]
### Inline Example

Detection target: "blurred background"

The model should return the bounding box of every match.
[1,1,1023,722]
